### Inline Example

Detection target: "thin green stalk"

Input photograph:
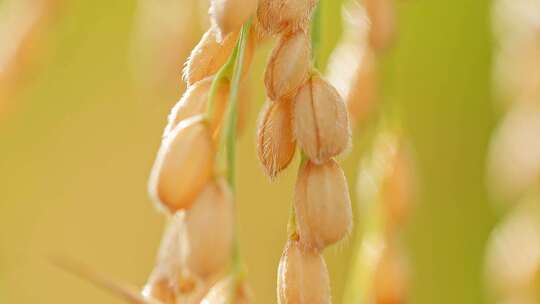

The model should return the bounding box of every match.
[311,0,323,69]
[217,20,252,283]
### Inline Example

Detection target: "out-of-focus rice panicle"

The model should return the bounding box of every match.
[363,0,396,51]
[327,2,379,126]
[257,99,297,178]
[487,103,540,203]
[149,116,215,213]
[372,240,410,304]
[131,0,205,93]
[0,0,57,117]
[493,39,540,107]
[201,276,252,304]
[485,202,540,299]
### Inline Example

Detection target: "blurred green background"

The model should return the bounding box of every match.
[0,0,497,303]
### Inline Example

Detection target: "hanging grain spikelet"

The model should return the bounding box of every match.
[265,30,311,100]
[257,99,296,178]
[294,74,351,163]
[183,28,255,86]
[210,0,257,41]
[183,178,234,279]
[277,240,331,304]
[142,212,186,303]
[364,0,396,51]
[164,77,230,137]
[201,276,252,304]
[373,241,410,304]
[257,0,318,34]
[148,116,215,212]
[294,159,352,250]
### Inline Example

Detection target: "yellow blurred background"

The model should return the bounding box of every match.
[0,0,498,303]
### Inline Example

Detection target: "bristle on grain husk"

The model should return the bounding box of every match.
[256,99,297,178]
[257,0,318,34]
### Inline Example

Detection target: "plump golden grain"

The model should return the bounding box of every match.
[294,75,351,163]
[257,99,297,178]
[183,29,255,86]
[257,0,317,34]
[364,0,396,51]
[201,276,251,304]
[164,77,230,137]
[148,116,215,212]
[265,30,311,100]
[373,243,409,304]
[182,178,234,278]
[295,159,352,250]
[277,240,331,304]
[210,0,257,41]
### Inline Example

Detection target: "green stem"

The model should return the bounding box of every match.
[311,0,323,69]
[217,20,252,284]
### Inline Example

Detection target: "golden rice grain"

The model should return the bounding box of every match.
[164,77,230,137]
[210,0,257,41]
[256,98,297,178]
[294,74,351,163]
[182,178,234,278]
[257,0,317,34]
[183,28,255,86]
[277,240,331,304]
[264,30,311,100]
[148,116,215,212]
[295,159,352,250]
